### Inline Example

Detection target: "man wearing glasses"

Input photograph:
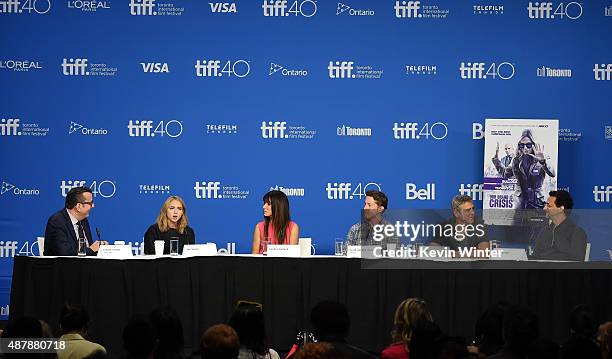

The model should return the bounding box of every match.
[44,186,108,256]
[430,195,490,251]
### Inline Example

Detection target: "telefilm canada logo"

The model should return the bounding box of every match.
[0,59,42,72]
[260,121,317,140]
[139,184,171,195]
[129,0,184,16]
[405,64,437,77]
[61,58,118,77]
[67,0,110,12]
[473,4,503,15]
[268,62,308,77]
[205,123,238,135]
[328,61,383,79]
[1,181,40,196]
[0,0,51,14]
[69,121,109,136]
[194,181,250,200]
[0,117,49,137]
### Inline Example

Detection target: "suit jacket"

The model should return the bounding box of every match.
[44,208,95,256]
[58,333,107,359]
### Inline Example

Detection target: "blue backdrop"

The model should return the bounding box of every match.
[1,0,611,319]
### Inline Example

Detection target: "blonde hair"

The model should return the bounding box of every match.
[392,298,433,345]
[156,196,189,234]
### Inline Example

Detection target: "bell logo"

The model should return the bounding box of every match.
[328,61,354,79]
[394,0,420,18]
[593,64,612,81]
[129,0,156,15]
[209,2,237,13]
[593,186,612,203]
[194,181,221,199]
[326,183,352,200]
[61,58,89,76]
[459,183,483,201]
[261,121,288,139]
[0,118,21,136]
[140,62,169,73]
[406,183,436,201]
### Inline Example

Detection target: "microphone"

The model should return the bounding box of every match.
[96,227,102,243]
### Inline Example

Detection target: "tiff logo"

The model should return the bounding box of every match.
[328,61,354,79]
[261,121,287,139]
[194,181,221,199]
[195,60,221,77]
[394,0,420,18]
[393,122,418,139]
[130,0,155,15]
[262,0,287,16]
[406,183,435,201]
[60,180,86,196]
[460,62,485,79]
[0,0,20,13]
[0,242,18,257]
[0,118,20,136]
[593,186,612,203]
[326,183,351,200]
[527,2,553,18]
[128,120,154,137]
[62,58,88,76]
[459,183,483,201]
[593,64,612,81]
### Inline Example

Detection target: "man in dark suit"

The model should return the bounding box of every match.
[44,186,106,256]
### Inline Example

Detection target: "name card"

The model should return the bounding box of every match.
[346,245,379,258]
[267,244,300,257]
[97,245,133,259]
[489,248,528,261]
[182,243,217,257]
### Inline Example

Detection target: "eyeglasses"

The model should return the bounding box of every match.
[235,300,263,310]
[80,201,94,207]
[518,143,533,149]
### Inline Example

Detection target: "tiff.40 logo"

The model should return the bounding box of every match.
[527,2,583,19]
[60,180,116,198]
[326,182,382,200]
[0,0,51,14]
[128,120,183,137]
[262,0,317,17]
[459,62,515,80]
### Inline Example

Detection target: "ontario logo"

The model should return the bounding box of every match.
[268,62,308,77]
[336,2,374,16]
[69,121,109,136]
[1,181,40,196]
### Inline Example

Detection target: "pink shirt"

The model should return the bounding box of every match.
[381,342,409,359]
[257,221,296,253]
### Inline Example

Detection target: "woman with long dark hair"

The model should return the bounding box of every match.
[251,190,299,254]
[229,301,280,359]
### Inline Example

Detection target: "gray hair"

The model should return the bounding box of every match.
[451,195,473,211]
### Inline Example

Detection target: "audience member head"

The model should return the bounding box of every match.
[262,190,291,244]
[598,322,612,359]
[150,306,184,357]
[228,300,268,355]
[60,303,90,335]
[501,305,539,356]
[527,338,559,359]
[473,301,508,356]
[569,304,597,340]
[200,324,239,359]
[392,298,433,345]
[409,320,443,359]
[2,316,45,359]
[433,336,470,359]
[310,301,350,342]
[123,315,157,359]
[295,342,351,359]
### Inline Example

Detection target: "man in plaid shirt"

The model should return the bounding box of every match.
[346,190,400,248]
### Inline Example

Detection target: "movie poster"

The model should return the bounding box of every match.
[483,119,559,225]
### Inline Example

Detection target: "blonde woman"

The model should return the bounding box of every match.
[381,298,433,359]
[144,196,195,255]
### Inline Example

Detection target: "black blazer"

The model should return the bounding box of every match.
[44,209,95,256]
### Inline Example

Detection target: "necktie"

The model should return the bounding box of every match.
[77,221,86,241]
